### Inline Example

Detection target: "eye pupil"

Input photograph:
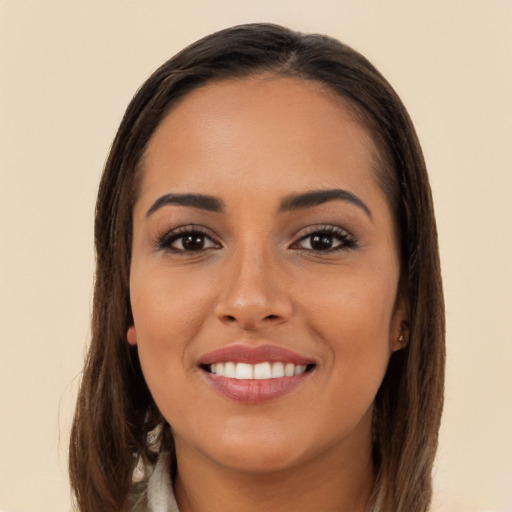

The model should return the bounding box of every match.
[311,234,333,250]
[183,233,205,250]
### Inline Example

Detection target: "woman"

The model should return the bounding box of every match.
[69,23,445,512]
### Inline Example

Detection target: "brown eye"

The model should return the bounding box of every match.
[310,233,335,251]
[293,227,356,252]
[158,229,220,253]
[181,233,208,251]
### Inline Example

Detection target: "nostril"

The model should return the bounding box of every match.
[221,313,280,326]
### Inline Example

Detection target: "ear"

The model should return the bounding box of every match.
[127,325,137,346]
[390,294,409,352]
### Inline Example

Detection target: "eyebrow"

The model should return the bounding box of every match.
[146,193,224,217]
[279,189,372,218]
[145,188,371,219]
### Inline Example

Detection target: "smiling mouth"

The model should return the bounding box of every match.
[200,361,316,380]
[197,344,317,402]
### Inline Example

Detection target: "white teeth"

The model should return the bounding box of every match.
[208,361,311,380]
[271,362,284,378]
[284,363,295,377]
[224,362,236,378]
[235,362,253,380]
[294,365,306,375]
[254,362,272,380]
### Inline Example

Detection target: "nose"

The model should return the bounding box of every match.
[214,244,293,331]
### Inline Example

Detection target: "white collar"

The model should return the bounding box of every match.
[147,452,180,512]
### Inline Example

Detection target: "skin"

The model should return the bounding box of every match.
[128,75,408,512]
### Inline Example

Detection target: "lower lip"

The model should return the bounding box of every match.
[202,370,312,404]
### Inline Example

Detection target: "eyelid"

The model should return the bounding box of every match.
[290,224,357,251]
[156,224,221,252]
[155,223,356,253]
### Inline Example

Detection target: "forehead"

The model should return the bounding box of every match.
[139,75,381,205]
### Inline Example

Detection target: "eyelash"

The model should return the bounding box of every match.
[156,225,357,254]
[156,225,220,253]
[291,225,357,252]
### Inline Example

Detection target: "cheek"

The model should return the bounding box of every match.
[129,266,214,388]
[302,260,398,342]
[299,262,398,400]
[132,265,212,337]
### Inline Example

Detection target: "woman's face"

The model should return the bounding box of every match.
[129,75,406,474]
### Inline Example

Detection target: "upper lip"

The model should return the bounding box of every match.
[197,343,315,366]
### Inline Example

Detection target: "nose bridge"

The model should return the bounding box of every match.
[215,234,292,328]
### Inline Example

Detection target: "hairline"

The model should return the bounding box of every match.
[132,70,398,222]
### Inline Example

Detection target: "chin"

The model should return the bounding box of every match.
[173,420,311,475]
[207,443,307,475]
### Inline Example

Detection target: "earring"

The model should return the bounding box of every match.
[398,323,408,344]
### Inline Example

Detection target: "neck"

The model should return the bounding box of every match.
[173,424,375,512]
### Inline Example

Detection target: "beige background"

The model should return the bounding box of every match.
[1,1,511,511]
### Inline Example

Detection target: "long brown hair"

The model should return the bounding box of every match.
[69,23,445,512]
